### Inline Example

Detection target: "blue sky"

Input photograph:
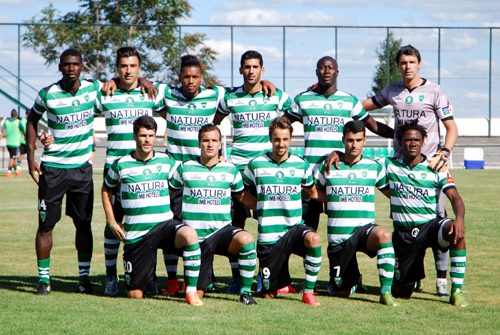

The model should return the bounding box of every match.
[1,0,499,118]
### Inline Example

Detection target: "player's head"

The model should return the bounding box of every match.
[179,55,203,98]
[240,50,265,86]
[316,56,338,88]
[11,109,18,118]
[396,119,427,160]
[396,45,421,82]
[116,47,142,88]
[133,115,157,155]
[342,120,366,160]
[198,124,222,160]
[269,116,293,158]
[59,49,83,82]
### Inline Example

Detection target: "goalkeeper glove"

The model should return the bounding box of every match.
[429,147,450,172]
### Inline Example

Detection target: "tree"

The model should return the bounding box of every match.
[370,31,402,96]
[22,0,220,86]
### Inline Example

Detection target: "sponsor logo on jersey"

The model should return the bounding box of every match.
[84,95,89,102]
[190,188,226,198]
[405,96,413,104]
[330,186,369,196]
[127,181,166,193]
[221,173,226,181]
[249,100,257,109]
[188,103,197,113]
[260,185,300,195]
[441,105,452,117]
[338,101,343,109]
[362,170,368,178]
[327,171,343,178]
[408,173,416,181]
[156,164,162,173]
[275,171,285,182]
[201,102,207,109]
[393,182,429,197]
[207,175,216,185]
[323,103,333,112]
[411,227,420,238]
[261,170,270,176]
[140,94,145,101]
[39,211,46,222]
[334,276,342,287]
[109,109,150,119]
[126,97,134,106]
[289,167,295,177]
[56,101,67,107]
[143,168,152,178]
[306,116,345,126]
[421,172,427,180]
[419,94,425,102]
[263,95,268,104]
[72,100,81,109]
[446,172,454,184]
[235,100,244,105]
[56,110,93,124]
[348,173,357,183]
[192,173,202,180]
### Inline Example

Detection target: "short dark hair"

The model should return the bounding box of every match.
[181,55,201,71]
[116,47,141,67]
[396,45,421,64]
[60,49,82,63]
[11,109,18,118]
[26,108,31,116]
[343,120,366,137]
[198,124,221,142]
[395,119,427,143]
[240,50,263,67]
[269,116,293,138]
[133,115,157,136]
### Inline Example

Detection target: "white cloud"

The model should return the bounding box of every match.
[464,92,489,100]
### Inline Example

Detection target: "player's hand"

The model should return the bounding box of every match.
[28,159,42,185]
[102,78,119,96]
[110,222,126,243]
[219,156,229,163]
[39,132,54,149]
[429,148,450,172]
[324,150,341,173]
[139,78,158,100]
[261,80,276,96]
[447,217,465,245]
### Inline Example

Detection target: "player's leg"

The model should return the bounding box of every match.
[173,225,203,306]
[6,146,17,177]
[67,163,95,294]
[438,219,468,307]
[35,164,65,295]
[162,188,183,296]
[227,230,257,304]
[228,196,251,294]
[302,230,322,306]
[433,191,450,296]
[366,225,397,306]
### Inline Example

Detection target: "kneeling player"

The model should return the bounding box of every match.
[380,120,468,307]
[169,124,258,305]
[314,121,397,306]
[243,117,322,306]
[102,116,203,305]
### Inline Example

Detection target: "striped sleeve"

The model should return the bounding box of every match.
[231,168,244,193]
[104,159,120,188]
[242,162,256,186]
[375,160,388,189]
[314,162,326,189]
[302,159,314,187]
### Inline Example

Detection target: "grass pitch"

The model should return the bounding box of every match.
[0,169,499,334]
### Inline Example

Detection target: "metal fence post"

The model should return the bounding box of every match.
[18,24,21,113]
[283,26,286,92]
[438,28,441,85]
[231,26,234,87]
[488,28,492,137]
[386,28,390,88]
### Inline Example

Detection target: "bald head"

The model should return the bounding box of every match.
[316,56,339,89]
[316,56,337,70]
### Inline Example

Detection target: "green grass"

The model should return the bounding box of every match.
[1,169,499,334]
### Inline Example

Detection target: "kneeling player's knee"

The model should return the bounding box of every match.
[179,226,198,245]
[305,232,321,248]
[37,226,53,236]
[376,228,392,244]
[236,231,254,246]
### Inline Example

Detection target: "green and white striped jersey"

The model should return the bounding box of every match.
[314,158,388,246]
[218,86,295,170]
[156,85,226,162]
[243,154,313,245]
[381,157,456,228]
[104,151,176,244]
[32,79,102,168]
[287,90,368,171]
[170,159,244,242]
[95,83,165,168]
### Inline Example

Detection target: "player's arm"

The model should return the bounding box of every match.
[26,110,43,185]
[308,186,327,203]
[234,191,257,211]
[429,119,458,173]
[101,183,126,243]
[379,186,391,199]
[444,187,465,245]
[0,128,5,141]
[363,115,394,139]
[361,98,379,112]
[213,112,227,125]
[442,119,458,152]
[261,80,276,96]
[102,77,158,100]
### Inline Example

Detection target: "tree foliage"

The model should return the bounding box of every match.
[22,0,220,86]
[370,31,402,96]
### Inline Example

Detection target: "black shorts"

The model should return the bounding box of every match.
[231,183,257,223]
[7,146,18,159]
[38,163,93,228]
[392,217,450,286]
[19,144,27,156]
[302,198,325,231]
[327,224,377,291]
[123,220,185,290]
[257,224,315,293]
[169,187,184,222]
[103,168,123,223]
[198,225,244,290]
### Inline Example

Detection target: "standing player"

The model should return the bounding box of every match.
[157,55,276,296]
[285,56,393,233]
[214,50,294,293]
[360,45,458,296]
[379,120,467,307]
[26,49,99,295]
[243,117,322,306]
[314,120,397,306]
[102,116,203,305]
[169,124,258,305]
[1,109,25,177]
[17,108,35,171]
[95,47,165,296]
